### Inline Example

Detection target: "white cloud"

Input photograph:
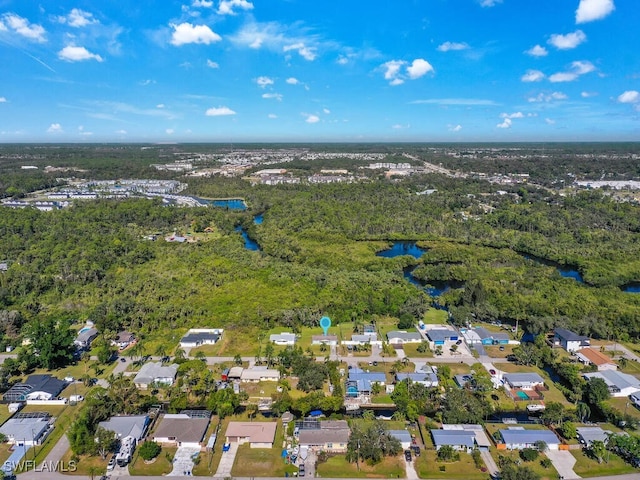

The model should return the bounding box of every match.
[262,93,283,101]
[548,30,587,50]
[286,77,300,85]
[218,0,254,15]
[527,91,568,102]
[501,112,524,119]
[618,90,639,103]
[549,60,596,82]
[407,59,434,79]
[256,76,274,88]
[525,45,548,57]
[576,0,615,23]
[170,23,221,46]
[437,41,469,52]
[410,98,498,106]
[337,55,349,65]
[496,118,512,128]
[323,108,331,114]
[156,104,165,109]
[58,45,104,62]
[166,129,174,135]
[0,97,6,103]
[448,124,462,132]
[392,124,410,129]
[382,60,405,81]
[206,59,219,68]
[192,0,213,7]
[521,70,545,82]
[1,13,46,42]
[545,118,556,125]
[47,123,63,133]
[283,42,317,61]
[205,106,236,116]
[140,79,155,86]
[115,129,127,135]
[581,91,598,97]
[549,72,578,83]
[304,114,320,123]
[57,8,98,27]
[480,0,502,6]
[268,113,277,119]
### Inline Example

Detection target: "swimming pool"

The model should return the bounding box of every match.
[516,391,530,400]
[79,326,92,334]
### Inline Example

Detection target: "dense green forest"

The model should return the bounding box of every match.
[1,144,640,349]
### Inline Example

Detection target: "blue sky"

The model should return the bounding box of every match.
[0,0,638,142]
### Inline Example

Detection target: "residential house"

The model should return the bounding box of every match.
[576,427,613,447]
[432,425,492,452]
[554,328,590,352]
[240,366,281,383]
[269,332,297,346]
[74,327,99,350]
[152,412,211,449]
[499,428,560,450]
[386,331,422,344]
[473,327,510,345]
[0,412,53,446]
[226,366,244,380]
[312,335,338,346]
[225,421,277,448]
[583,370,640,398]
[298,420,350,453]
[133,362,178,390]
[346,368,386,397]
[3,375,66,402]
[576,348,617,371]
[426,328,458,346]
[112,331,136,351]
[179,329,223,348]
[98,415,149,441]
[503,373,545,390]
[389,430,412,449]
[396,372,438,388]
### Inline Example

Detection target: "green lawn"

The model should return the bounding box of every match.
[571,448,638,477]
[316,453,405,478]
[494,363,569,404]
[60,449,108,476]
[608,397,640,420]
[492,448,558,480]
[128,446,177,475]
[415,449,489,480]
[423,308,449,324]
[402,342,433,358]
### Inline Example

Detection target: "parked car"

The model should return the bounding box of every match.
[107,456,116,471]
[404,449,412,461]
[223,442,231,452]
[499,345,505,351]
[456,339,463,345]
[120,357,127,362]
[489,369,496,376]
[411,445,421,456]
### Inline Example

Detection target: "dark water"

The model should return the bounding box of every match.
[520,253,584,283]
[622,282,640,293]
[377,242,463,297]
[193,197,247,210]
[235,226,260,251]
[254,214,264,225]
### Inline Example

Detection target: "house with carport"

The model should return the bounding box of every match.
[386,330,422,344]
[498,427,560,450]
[269,332,297,345]
[225,421,277,448]
[431,424,492,452]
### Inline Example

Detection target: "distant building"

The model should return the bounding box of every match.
[576,427,613,447]
[499,428,560,450]
[389,430,412,449]
[312,335,338,346]
[0,412,53,446]
[112,331,136,350]
[431,425,491,452]
[98,415,149,441]
[583,370,640,397]
[179,329,223,348]
[240,366,280,383]
[396,372,438,388]
[554,328,590,352]
[269,332,297,346]
[3,375,66,402]
[386,330,422,344]
[74,327,99,349]
[576,348,617,371]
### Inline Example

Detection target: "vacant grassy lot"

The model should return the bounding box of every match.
[415,449,488,480]
[571,449,637,477]
[60,449,108,476]
[317,453,405,478]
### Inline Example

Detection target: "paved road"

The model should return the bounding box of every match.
[17,474,640,480]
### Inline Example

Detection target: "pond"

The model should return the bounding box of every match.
[376,242,463,297]
[192,197,247,210]
[622,282,640,293]
[235,226,260,251]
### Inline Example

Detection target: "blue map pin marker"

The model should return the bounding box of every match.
[319,316,331,336]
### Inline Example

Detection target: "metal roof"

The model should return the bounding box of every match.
[499,428,559,446]
[431,429,476,448]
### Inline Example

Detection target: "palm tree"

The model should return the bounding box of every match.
[174,348,186,362]
[576,402,591,423]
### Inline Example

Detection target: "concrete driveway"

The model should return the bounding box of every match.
[168,446,200,476]
[546,449,580,479]
[214,442,238,477]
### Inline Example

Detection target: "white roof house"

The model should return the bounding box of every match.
[98,415,150,441]
[240,366,281,382]
[583,370,640,397]
[503,373,545,390]
[0,413,53,446]
[576,427,613,446]
[269,332,297,345]
[133,362,178,389]
[387,330,422,344]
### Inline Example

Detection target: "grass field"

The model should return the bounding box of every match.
[60,449,108,476]
[316,453,405,478]
[491,447,558,480]
[128,446,177,475]
[415,449,489,480]
[571,448,638,477]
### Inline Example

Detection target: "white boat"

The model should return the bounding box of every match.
[527,403,545,413]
